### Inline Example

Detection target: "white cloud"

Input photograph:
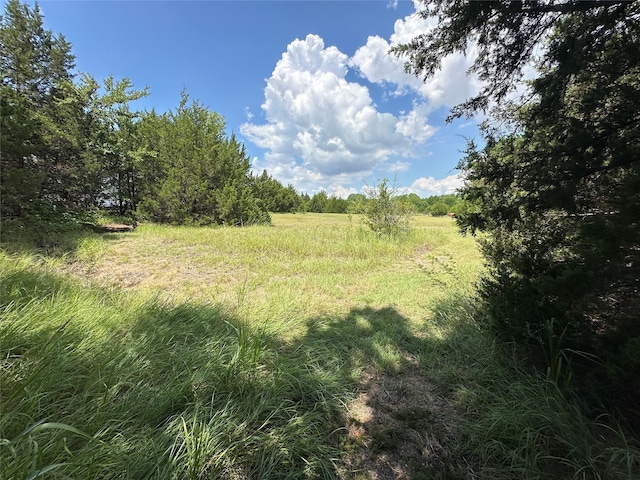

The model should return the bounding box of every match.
[349,35,410,93]
[396,102,437,143]
[327,184,359,199]
[240,1,488,196]
[350,4,482,111]
[417,46,482,110]
[388,160,411,172]
[409,174,464,197]
[241,33,436,191]
[390,1,433,44]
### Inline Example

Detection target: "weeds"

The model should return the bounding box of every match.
[1,214,638,479]
[0,420,93,480]
[0,252,349,478]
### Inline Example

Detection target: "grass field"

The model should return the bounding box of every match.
[1,213,638,479]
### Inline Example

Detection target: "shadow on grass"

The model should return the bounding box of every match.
[1,253,477,479]
[293,296,640,480]
[2,258,639,479]
[0,216,126,258]
[1,259,344,477]
[294,305,475,480]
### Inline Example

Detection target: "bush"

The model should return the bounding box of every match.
[361,179,412,238]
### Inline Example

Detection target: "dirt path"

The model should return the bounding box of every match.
[340,363,474,479]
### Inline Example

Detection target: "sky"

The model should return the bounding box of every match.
[34,0,484,198]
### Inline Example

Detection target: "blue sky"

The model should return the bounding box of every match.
[35,0,483,198]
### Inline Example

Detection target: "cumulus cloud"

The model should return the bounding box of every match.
[409,174,464,197]
[350,3,482,110]
[396,102,437,143]
[349,35,409,91]
[327,184,359,199]
[241,33,436,190]
[240,0,488,196]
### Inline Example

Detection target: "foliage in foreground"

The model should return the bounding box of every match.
[397,0,640,426]
[0,254,346,478]
[425,296,640,480]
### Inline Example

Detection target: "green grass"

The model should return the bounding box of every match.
[1,213,638,479]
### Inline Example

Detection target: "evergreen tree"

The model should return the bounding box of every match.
[0,1,147,219]
[362,179,412,238]
[325,195,348,214]
[252,170,304,213]
[1,0,76,216]
[307,190,329,213]
[138,93,270,225]
[397,0,640,401]
[82,75,149,215]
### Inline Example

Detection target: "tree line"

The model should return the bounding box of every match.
[1,0,284,226]
[303,189,463,216]
[1,0,465,227]
[0,1,270,226]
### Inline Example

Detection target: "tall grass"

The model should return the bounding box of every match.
[422,296,640,479]
[1,214,638,478]
[0,251,351,478]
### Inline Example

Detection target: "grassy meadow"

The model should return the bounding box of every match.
[1,214,638,479]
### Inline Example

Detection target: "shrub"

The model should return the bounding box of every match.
[361,179,412,238]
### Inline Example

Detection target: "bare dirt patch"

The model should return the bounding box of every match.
[339,364,474,479]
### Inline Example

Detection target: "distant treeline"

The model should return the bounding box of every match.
[280,186,463,216]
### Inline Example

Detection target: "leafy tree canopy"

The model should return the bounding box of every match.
[1,0,76,216]
[1,1,271,227]
[251,170,304,213]
[138,92,270,226]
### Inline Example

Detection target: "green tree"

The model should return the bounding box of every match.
[401,193,424,213]
[307,190,328,213]
[325,195,348,214]
[361,179,412,238]
[346,193,367,214]
[0,1,147,220]
[1,0,76,216]
[429,201,449,217]
[397,0,640,396]
[393,0,633,119]
[252,170,303,213]
[82,75,149,216]
[138,93,269,226]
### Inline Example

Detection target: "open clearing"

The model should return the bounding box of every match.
[3,214,638,479]
[71,213,482,477]
[70,214,480,322]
